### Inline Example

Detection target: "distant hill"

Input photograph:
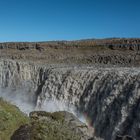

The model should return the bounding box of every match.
[0,38,140,66]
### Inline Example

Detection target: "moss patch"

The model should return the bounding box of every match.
[29,111,80,140]
[0,98,29,140]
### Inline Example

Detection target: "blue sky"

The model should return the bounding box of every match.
[0,0,140,42]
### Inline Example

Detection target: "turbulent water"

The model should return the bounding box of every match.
[0,59,140,140]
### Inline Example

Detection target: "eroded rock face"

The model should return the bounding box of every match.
[0,60,140,140]
[11,111,95,140]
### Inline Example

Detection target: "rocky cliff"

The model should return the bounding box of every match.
[0,59,139,140]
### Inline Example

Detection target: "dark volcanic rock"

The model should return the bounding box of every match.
[115,135,134,140]
[11,124,30,140]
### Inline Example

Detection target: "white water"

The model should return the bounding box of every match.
[0,60,140,139]
[0,87,87,124]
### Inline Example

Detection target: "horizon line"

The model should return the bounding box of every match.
[0,37,140,43]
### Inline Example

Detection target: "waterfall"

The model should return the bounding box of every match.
[0,59,140,140]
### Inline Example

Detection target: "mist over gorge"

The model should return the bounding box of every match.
[0,60,140,139]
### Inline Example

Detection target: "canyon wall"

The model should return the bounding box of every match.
[0,59,140,140]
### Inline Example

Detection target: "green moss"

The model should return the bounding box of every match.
[29,111,81,140]
[0,98,29,140]
[30,117,81,140]
[51,112,65,122]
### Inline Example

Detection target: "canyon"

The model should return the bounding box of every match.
[0,38,140,140]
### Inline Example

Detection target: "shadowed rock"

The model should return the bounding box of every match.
[115,135,134,140]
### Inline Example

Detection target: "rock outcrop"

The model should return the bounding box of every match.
[11,111,95,140]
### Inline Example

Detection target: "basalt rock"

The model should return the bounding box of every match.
[115,135,134,140]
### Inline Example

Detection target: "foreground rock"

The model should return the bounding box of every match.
[11,111,95,140]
